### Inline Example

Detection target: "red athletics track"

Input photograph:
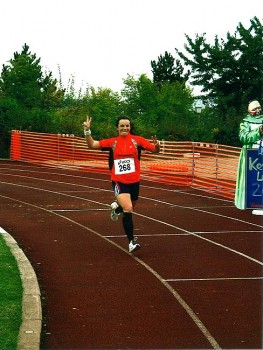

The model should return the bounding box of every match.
[0,159,262,349]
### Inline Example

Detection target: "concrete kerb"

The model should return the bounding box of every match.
[0,227,42,350]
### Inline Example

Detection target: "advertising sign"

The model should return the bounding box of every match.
[246,149,263,208]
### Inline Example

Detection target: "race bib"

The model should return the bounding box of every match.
[114,158,135,175]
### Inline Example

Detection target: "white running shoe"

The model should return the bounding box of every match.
[129,240,141,253]
[110,201,119,221]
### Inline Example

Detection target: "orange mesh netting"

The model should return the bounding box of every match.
[10,131,240,200]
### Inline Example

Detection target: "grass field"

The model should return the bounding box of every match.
[0,234,22,350]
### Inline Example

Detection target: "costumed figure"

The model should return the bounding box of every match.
[235,100,263,213]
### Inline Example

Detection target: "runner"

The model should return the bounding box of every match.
[83,115,160,252]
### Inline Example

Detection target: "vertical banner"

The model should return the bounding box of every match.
[246,149,263,209]
[10,131,21,160]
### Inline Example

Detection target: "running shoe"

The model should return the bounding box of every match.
[110,201,119,221]
[129,240,141,253]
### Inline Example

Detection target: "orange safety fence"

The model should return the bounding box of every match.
[10,130,241,200]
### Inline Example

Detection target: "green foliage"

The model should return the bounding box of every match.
[0,17,262,156]
[121,74,159,134]
[175,16,263,144]
[0,44,65,156]
[191,107,217,143]
[121,74,195,140]
[0,235,22,350]
[48,85,125,138]
[87,87,124,136]
[176,17,262,108]
[1,47,42,108]
[151,51,190,88]
[156,82,195,140]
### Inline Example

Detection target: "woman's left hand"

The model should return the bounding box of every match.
[152,135,160,152]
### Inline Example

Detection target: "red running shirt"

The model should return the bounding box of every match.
[99,134,155,184]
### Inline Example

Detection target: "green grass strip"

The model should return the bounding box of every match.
[0,233,23,350]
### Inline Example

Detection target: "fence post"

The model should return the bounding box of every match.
[57,134,60,165]
[215,143,219,189]
[10,130,21,160]
[71,134,75,164]
[191,141,195,184]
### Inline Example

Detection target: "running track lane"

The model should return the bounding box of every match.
[0,160,262,349]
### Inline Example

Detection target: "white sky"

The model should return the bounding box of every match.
[1,0,262,93]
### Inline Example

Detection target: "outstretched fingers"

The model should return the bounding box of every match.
[152,135,158,145]
[83,116,92,129]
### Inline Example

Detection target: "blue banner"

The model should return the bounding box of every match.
[246,149,263,209]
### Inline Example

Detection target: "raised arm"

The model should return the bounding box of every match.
[83,116,101,149]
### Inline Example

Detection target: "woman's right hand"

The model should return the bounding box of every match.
[83,116,92,130]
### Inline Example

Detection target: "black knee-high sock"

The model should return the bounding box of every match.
[122,212,134,242]
[115,206,123,214]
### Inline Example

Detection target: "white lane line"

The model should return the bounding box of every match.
[0,181,109,207]
[0,165,232,205]
[105,230,263,238]
[1,180,263,266]
[1,171,262,230]
[135,212,263,266]
[105,233,191,238]
[0,173,111,193]
[141,184,233,203]
[51,208,108,212]
[194,230,263,234]
[0,194,221,349]
[140,196,263,229]
[165,277,263,282]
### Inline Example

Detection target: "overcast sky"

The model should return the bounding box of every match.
[1,0,262,93]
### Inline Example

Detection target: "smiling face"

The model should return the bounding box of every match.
[117,119,131,136]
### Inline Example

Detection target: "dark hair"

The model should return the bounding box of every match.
[115,116,135,134]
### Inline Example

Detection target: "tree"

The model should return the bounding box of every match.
[121,74,195,140]
[156,82,195,140]
[175,16,263,145]
[176,16,263,113]
[151,51,190,88]
[0,43,64,131]
[0,44,64,156]
[86,87,124,138]
[121,74,159,132]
